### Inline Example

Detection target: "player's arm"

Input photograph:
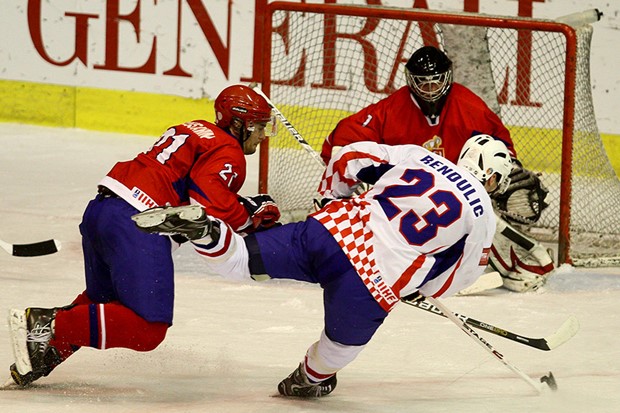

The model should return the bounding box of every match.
[319,141,413,199]
[191,152,280,233]
[189,152,253,232]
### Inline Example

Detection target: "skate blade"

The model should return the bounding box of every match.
[8,309,32,375]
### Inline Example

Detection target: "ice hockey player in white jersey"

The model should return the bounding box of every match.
[132,134,513,398]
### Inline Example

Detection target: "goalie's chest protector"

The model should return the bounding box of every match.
[313,147,494,311]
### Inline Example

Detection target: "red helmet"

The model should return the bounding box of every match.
[214,85,272,129]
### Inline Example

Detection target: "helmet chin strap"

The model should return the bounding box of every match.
[229,118,251,147]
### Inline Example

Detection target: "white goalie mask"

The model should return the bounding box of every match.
[458,134,512,194]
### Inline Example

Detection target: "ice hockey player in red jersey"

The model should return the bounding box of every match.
[321,46,514,165]
[131,134,513,398]
[321,45,553,293]
[7,84,281,387]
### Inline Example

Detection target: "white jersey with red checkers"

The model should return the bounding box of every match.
[313,141,496,311]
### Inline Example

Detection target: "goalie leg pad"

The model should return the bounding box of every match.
[490,217,554,293]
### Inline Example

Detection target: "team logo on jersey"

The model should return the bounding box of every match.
[131,187,157,209]
[423,135,444,157]
[479,247,491,266]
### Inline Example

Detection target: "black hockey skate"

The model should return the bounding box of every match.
[131,205,220,242]
[9,307,62,386]
[277,363,337,397]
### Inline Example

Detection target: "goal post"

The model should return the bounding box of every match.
[257,2,619,267]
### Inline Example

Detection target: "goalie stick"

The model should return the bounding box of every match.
[403,298,579,351]
[426,297,557,394]
[0,238,61,257]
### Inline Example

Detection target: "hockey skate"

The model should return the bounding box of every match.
[131,205,220,241]
[278,363,337,397]
[8,307,62,386]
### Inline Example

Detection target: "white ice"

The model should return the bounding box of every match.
[1,123,619,413]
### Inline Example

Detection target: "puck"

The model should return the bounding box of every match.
[540,371,558,391]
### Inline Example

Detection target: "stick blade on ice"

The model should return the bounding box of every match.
[545,315,580,350]
[0,239,61,257]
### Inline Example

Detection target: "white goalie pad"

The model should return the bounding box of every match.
[489,217,555,292]
[8,308,32,375]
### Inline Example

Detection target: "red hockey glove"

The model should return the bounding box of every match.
[238,194,281,229]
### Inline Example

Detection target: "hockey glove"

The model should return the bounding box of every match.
[131,205,219,242]
[489,216,554,292]
[238,194,281,229]
[493,160,549,225]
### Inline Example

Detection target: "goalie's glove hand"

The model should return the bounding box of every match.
[492,159,549,225]
[239,194,281,229]
[131,205,217,241]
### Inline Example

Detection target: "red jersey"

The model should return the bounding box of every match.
[321,84,515,165]
[99,120,252,231]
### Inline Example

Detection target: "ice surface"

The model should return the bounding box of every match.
[1,123,619,412]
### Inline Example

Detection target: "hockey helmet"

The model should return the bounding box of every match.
[405,46,453,118]
[215,85,275,136]
[458,134,512,194]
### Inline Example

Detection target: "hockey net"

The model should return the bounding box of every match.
[257,3,620,267]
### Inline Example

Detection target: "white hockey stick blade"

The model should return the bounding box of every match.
[544,315,580,350]
[0,238,61,257]
[456,271,503,296]
[8,309,32,375]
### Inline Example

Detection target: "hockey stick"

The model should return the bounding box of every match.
[426,297,557,394]
[402,298,578,351]
[249,83,326,169]
[0,238,61,257]
[455,271,502,296]
[250,83,370,200]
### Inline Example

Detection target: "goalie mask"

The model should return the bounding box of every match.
[457,134,512,195]
[215,85,276,141]
[405,46,453,119]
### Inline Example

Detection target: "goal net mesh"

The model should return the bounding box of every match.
[260,5,620,266]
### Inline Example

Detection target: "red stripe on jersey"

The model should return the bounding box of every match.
[332,150,386,188]
[392,254,426,297]
[432,254,464,297]
[194,228,232,258]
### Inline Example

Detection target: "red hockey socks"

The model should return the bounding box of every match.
[54,301,169,353]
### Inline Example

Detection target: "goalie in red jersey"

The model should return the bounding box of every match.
[321,45,554,293]
[7,85,281,387]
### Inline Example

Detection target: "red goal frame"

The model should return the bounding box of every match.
[257,2,578,264]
